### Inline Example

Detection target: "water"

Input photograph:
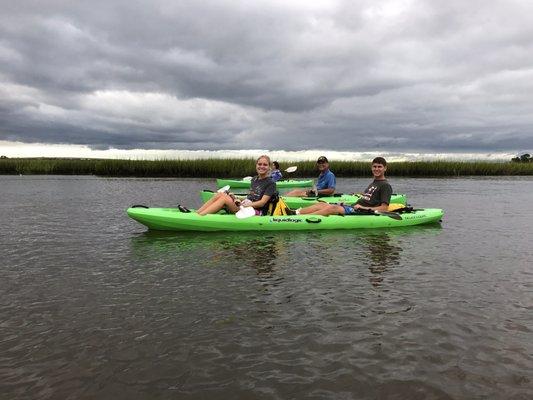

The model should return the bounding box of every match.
[1,175,532,399]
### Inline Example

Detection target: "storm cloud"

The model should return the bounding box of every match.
[1,0,533,152]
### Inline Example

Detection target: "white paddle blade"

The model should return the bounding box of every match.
[235,206,256,219]
[285,166,297,173]
[217,185,231,193]
[242,176,253,182]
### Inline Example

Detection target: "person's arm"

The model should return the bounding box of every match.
[311,172,335,196]
[246,194,272,209]
[361,203,389,211]
[354,203,389,212]
[316,187,335,196]
[242,181,276,208]
[354,183,392,212]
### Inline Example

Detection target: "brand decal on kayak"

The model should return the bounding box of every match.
[270,217,302,223]
[403,214,426,219]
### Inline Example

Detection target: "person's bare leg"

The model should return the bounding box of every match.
[309,204,344,216]
[198,195,240,215]
[196,193,220,213]
[197,192,225,214]
[284,189,308,197]
[297,202,330,214]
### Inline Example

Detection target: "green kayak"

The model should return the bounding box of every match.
[127,206,443,232]
[216,178,313,189]
[200,190,407,209]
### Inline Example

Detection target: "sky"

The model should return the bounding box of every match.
[1,0,532,160]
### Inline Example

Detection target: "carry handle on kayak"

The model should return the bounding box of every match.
[305,217,322,224]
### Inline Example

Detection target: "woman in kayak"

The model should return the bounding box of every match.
[196,155,278,216]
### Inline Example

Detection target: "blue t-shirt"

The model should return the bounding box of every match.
[317,169,336,190]
[270,170,282,182]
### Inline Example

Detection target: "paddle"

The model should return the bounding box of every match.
[349,207,402,220]
[243,166,296,182]
[217,185,231,193]
[375,211,403,220]
[235,206,256,219]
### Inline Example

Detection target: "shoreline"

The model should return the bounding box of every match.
[1,157,532,177]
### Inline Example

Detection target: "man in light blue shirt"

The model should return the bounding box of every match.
[285,156,336,197]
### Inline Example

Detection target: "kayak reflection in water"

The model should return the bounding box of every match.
[363,233,402,287]
[286,157,392,216]
[196,155,278,216]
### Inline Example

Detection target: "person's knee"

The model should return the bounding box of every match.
[327,204,342,214]
[224,196,236,206]
[325,204,336,213]
[217,193,231,202]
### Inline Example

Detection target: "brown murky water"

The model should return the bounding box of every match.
[1,176,532,399]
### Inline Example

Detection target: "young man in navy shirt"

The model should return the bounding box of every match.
[288,157,392,215]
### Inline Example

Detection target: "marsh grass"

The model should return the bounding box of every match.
[1,158,533,177]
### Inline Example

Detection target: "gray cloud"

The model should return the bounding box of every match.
[1,0,533,152]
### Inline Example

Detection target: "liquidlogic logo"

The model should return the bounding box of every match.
[403,214,426,220]
[270,217,302,223]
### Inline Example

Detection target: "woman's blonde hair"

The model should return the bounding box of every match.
[256,154,272,167]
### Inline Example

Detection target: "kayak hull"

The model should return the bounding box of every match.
[200,190,407,209]
[127,207,443,232]
[216,178,313,189]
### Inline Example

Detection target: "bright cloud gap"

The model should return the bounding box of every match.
[0,141,520,162]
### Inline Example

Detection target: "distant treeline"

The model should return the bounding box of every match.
[1,158,533,177]
[511,153,531,163]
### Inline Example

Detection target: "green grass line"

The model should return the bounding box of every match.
[1,158,533,177]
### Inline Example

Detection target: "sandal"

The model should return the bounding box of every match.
[177,204,191,213]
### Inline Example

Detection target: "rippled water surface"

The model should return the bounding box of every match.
[1,176,532,399]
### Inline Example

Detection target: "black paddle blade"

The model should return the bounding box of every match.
[376,211,402,220]
[353,209,403,220]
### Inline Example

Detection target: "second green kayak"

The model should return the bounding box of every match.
[201,190,407,209]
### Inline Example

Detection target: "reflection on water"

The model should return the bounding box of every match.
[130,224,444,292]
[131,224,443,256]
[362,233,402,287]
[3,175,533,400]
